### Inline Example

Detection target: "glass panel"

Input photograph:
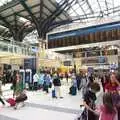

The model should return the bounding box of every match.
[0,0,12,7]
[55,0,120,22]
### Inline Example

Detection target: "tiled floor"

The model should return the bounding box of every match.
[0,82,102,120]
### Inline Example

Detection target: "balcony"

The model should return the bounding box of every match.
[0,37,36,57]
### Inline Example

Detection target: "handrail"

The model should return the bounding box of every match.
[0,36,30,47]
[0,40,35,56]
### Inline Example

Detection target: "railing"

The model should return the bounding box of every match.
[0,37,36,56]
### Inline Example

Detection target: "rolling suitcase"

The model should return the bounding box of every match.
[69,86,77,95]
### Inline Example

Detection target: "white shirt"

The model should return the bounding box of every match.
[33,74,39,82]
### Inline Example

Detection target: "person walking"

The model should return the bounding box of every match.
[12,71,17,97]
[43,72,51,93]
[76,73,81,91]
[53,74,63,98]
[33,72,39,90]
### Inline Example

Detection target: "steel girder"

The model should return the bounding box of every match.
[39,0,43,22]
[46,0,75,31]
[19,0,40,37]
[14,15,18,35]
[41,0,67,28]
[29,11,48,19]
[48,0,75,23]
[77,1,88,19]
[97,0,104,17]
[41,0,75,33]
[105,0,109,16]
[48,0,70,20]
[0,15,16,40]
[4,3,41,19]
[13,14,24,41]
[39,0,44,37]
[43,3,62,21]
[40,0,67,37]
[86,0,94,14]
[36,0,67,38]
[0,0,21,13]
[42,0,75,38]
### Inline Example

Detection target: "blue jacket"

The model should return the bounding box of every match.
[38,73,44,85]
[44,74,51,86]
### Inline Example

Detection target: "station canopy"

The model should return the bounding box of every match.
[0,0,119,42]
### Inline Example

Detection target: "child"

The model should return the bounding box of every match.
[96,93,118,120]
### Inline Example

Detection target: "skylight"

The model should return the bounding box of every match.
[0,0,12,7]
[56,0,120,22]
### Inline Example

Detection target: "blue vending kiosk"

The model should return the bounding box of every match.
[24,58,36,90]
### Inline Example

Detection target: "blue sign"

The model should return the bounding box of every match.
[24,58,36,69]
[98,56,106,63]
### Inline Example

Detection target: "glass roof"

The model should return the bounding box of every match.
[56,0,120,21]
[0,0,12,7]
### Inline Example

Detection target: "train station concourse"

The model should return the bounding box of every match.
[0,0,120,120]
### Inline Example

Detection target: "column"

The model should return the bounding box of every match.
[36,38,42,72]
[36,38,46,71]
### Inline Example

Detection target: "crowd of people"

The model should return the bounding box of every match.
[0,69,120,120]
[78,72,120,120]
[32,70,120,120]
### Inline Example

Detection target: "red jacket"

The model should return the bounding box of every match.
[105,82,118,93]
